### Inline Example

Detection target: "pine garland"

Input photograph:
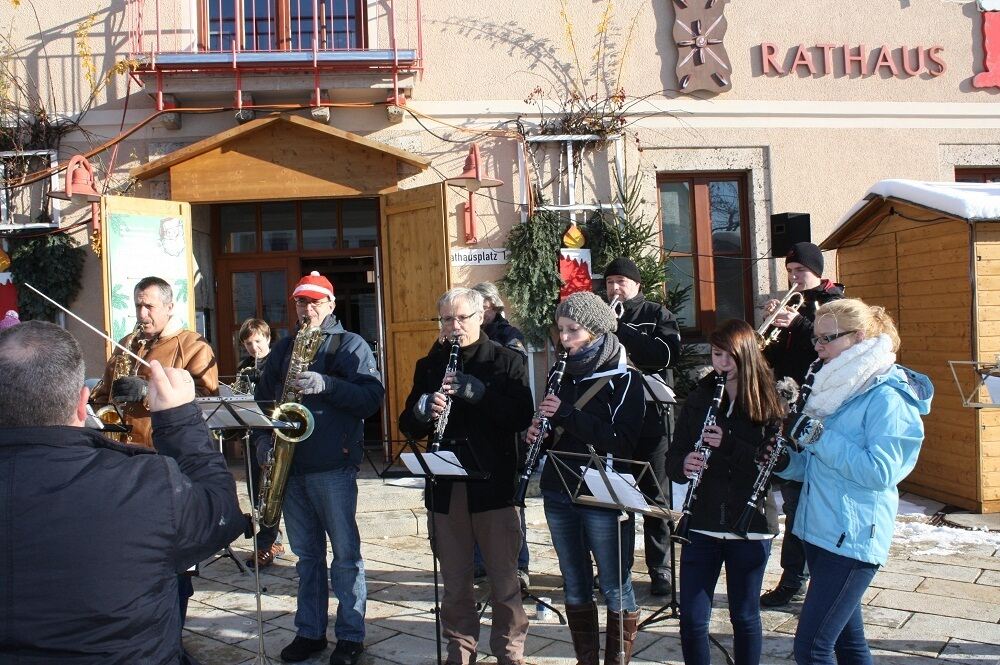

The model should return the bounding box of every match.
[500,210,564,347]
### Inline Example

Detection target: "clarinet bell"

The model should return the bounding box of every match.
[730,506,755,539]
[671,514,691,545]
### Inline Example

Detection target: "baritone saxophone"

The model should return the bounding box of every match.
[258,317,324,528]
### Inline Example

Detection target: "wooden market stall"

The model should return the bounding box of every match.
[821,180,1000,513]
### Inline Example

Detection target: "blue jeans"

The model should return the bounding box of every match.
[542,490,636,612]
[283,466,366,642]
[679,532,771,665]
[794,543,878,665]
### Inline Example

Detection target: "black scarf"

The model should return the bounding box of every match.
[564,333,622,377]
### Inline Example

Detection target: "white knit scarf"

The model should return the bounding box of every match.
[803,334,896,418]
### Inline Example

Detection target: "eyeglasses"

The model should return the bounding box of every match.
[811,330,856,346]
[294,298,331,307]
[439,312,479,325]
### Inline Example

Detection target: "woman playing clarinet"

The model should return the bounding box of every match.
[526,291,645,665]
[665,319,786,665]
[775,299,932,665]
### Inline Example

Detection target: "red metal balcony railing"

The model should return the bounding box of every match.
[126,0,422,106]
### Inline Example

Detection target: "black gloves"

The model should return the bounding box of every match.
[784,412,823,447]
[111,376,148,404]
[451,371,486,403]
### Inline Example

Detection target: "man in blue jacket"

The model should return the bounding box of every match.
[0,321,246,664]
[254,272,385,665]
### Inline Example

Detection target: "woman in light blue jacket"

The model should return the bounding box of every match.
[776,298,932,665]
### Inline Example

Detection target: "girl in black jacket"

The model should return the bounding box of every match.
[666,319,786,665]
[528,291,646,665]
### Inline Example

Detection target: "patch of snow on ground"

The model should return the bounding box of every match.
[894,520,1000,556]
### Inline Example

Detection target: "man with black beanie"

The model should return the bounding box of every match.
[760,241,844,607]
[604,256,682,597]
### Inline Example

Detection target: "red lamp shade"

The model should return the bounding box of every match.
[48,155,101,202]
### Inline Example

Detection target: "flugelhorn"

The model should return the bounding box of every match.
[757,287,805,350]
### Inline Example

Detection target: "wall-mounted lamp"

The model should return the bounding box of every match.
[47,155,103,253]
[445,143,502,245]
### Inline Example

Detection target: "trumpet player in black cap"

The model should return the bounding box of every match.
[603,256,682,597]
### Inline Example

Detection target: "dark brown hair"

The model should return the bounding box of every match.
[709,319,786,425]
[238,318,271,344]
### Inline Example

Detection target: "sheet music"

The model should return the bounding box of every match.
[195,397,285,429]
[583,469,649,513]
[400,451,467,477]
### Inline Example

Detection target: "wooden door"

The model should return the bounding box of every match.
[380,183,451,454]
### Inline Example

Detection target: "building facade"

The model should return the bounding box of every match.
[2,0,999,482]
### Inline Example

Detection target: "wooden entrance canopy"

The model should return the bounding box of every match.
[822,180,1000,513]
[129,113,430,203]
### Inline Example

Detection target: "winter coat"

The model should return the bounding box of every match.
[483,314,528,358]
[399,335,534,514]
[253,315,384,475]
[777,365,933,565]
[90,317,219,447]
[0,403,246,664]
[539,346,646,496]
[666,373,779,536]
[763,279,844,384]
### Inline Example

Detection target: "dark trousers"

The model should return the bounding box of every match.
[794,543,878,665]
[679,532,772,665]
[247,441,280,550]
[778,480,809,588]
[634,423,672,576]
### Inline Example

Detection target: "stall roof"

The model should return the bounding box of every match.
[822,179,1000,250]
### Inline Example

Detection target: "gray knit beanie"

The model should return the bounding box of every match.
[555,291,617,335]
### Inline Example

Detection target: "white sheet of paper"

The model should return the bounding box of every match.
[582,470,649,512]
[401,451,467,477]
[986,376,1000,404]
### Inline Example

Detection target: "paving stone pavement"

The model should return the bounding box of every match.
[183,467,1000,664]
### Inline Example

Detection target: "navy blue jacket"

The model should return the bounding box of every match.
[254,315,384,474]
[0,403,246,664]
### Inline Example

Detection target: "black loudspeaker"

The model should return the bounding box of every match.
[770,212,811,258]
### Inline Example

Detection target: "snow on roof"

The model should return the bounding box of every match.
[836,179,1000,229]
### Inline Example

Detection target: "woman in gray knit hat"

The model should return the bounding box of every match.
[525,290,646,664]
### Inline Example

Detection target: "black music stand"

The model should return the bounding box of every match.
[380,437,486,665]
[547,447,679,656]
[196,395,295,665]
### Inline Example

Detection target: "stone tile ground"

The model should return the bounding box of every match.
[183,469,1000,664]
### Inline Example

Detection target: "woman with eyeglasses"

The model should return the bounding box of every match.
[666,319,786,665]
[775,298,933,665]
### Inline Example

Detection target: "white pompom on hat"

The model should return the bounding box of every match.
[292,271,336,301]
[0,309,20,331]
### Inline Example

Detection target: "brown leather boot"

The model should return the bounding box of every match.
[603,609,640,665]
[565,602,600,665]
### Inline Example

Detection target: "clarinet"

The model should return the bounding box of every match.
[673,371,727,544]
[429,335,461,451]
[731,358,824,537]
[513,352,568,507]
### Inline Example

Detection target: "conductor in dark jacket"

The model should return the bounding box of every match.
[399,287,534,665]
[760,242,844,608]
[604,257,682,596]
[0,321,246,664]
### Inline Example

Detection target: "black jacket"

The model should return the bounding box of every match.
[539,346,646,495]
[483,314,527,358]
[399,335,534,514]
[254,315,385,474]
[614,295,681,374]
[764,279,845,384]
[0,404,246,664]
[665,374,779,536]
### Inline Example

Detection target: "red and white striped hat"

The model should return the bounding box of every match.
[292,271,335,301]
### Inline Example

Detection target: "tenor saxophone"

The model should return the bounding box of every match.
[258,317,324,528]
[94,321,146,443]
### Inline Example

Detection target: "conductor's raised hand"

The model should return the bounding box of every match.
[146,360,195,412]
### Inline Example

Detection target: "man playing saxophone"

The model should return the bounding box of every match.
[90,275,218,448]
[252,272,384,665]
[399,287,534,665]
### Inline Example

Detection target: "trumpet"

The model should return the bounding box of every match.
[757,287,805,350]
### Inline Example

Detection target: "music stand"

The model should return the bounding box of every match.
[383,436,485,665]
[196,395,295,665]
[547,447,679,658]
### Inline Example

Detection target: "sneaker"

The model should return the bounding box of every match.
[517,568,530,592]
[329,639,365,665]
[760,584,805,607]
[650,571,672,596]
[280,635,327,662]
